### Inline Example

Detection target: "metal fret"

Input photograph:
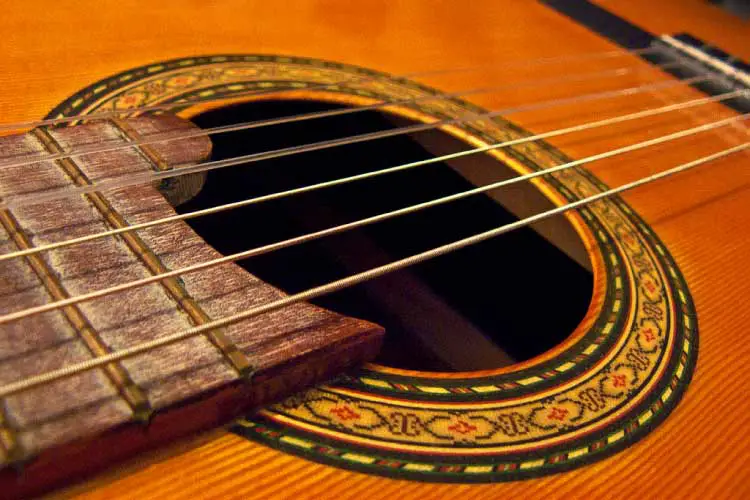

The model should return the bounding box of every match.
[111,118,206,207]
[33,126,253,378]
[0,401,19,463]
[0,206,152,423]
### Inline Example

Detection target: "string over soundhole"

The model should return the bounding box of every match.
[0,114,383,484]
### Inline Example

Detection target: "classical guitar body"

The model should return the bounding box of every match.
[0,1,748,498]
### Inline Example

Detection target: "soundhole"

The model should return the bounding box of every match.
[184,100,593,371]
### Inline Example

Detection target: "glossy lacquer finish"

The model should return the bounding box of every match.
[1,0,748,498]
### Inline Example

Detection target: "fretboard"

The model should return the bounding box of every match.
[0,115,383,483]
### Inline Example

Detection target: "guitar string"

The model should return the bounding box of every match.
[1,111,745,325]
[0,74,722,212]
[0,58,692,168]
[0,62,686,170]
[0,140,746,399]
[0,47,740,394]
[0,47,661,132]
[0,90,742,263]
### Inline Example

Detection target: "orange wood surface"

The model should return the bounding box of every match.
[0,0,747,498]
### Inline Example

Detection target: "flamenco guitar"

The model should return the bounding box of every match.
[0,1,748,498]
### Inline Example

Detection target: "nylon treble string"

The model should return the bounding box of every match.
[1,111,746,326]
[0,47,662,132]
[0,139,746,398]
[0,74,725,212]
[0,89,743,264]
[0,60,688,170]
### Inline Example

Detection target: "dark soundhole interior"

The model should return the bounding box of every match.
[185,100,593,371]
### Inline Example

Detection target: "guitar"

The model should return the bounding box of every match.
[1,0,748,497]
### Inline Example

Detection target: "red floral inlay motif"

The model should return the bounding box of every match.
[170,76,192,86]
[547,407,569,421]
[642,328,656,342]
[329,405,361,421]
[644,280,657,294]
[612,374,627,388]
[448,420,477,434]
[120,95,139,106]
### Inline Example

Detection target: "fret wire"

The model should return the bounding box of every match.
[1,111,745,325]
[0,89,743,264]
[0,74,725,212]
[0,140,745,399]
